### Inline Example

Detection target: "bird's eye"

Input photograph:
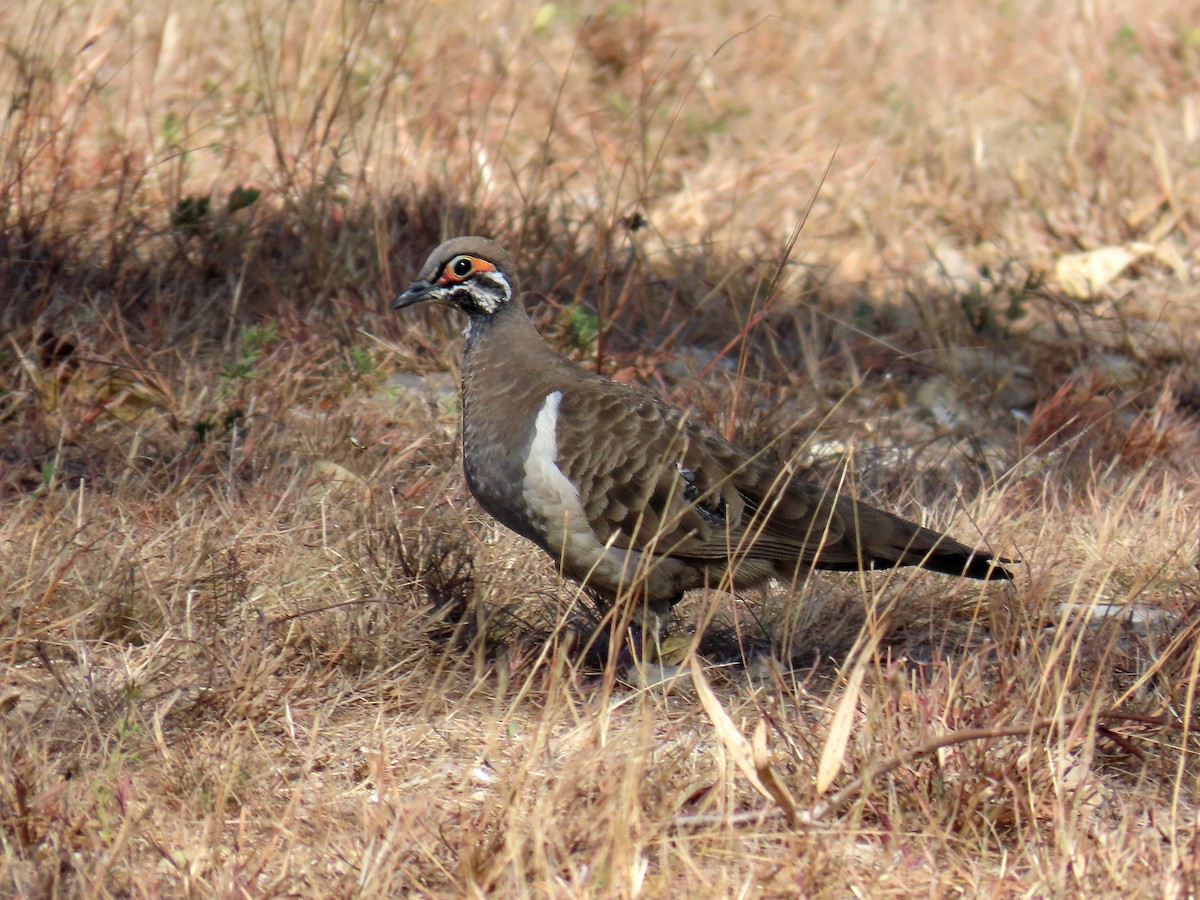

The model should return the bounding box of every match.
[452,257,474,278]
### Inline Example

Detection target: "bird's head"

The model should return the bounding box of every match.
[392,236,517,319]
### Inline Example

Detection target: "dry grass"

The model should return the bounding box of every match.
[3,0,1200,895]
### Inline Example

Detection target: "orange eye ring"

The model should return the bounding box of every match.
[439,255,497,285]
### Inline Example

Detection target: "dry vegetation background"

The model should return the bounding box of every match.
[3,0,1200,895]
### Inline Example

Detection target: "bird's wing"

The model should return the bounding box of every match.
[551,381,848,563]
[552,379,1006,578]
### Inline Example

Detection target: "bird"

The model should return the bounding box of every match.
[392,236,1011,631]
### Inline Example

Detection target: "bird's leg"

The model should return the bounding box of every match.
[574,587,685,670]
[623,594,683,665]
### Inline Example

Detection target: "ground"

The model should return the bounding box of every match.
[2,1,1199,895]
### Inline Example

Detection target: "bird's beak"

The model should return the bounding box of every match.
[391,281,435,311]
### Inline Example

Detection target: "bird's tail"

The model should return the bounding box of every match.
[854,504,1015,581]
[915,539,1014,580]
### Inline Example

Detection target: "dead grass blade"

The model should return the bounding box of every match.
[815,649,867,797]
[690,655,797,825]
[752,717,799,825]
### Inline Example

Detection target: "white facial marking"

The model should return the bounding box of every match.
[469,270,509,314]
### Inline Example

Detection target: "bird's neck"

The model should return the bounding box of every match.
[462,300,551,374]
[457,301,574,538]
[460,300,567,438]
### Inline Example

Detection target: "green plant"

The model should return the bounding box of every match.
[220,322,277,381]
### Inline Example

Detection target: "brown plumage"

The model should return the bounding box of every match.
[393,236,1011,619]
